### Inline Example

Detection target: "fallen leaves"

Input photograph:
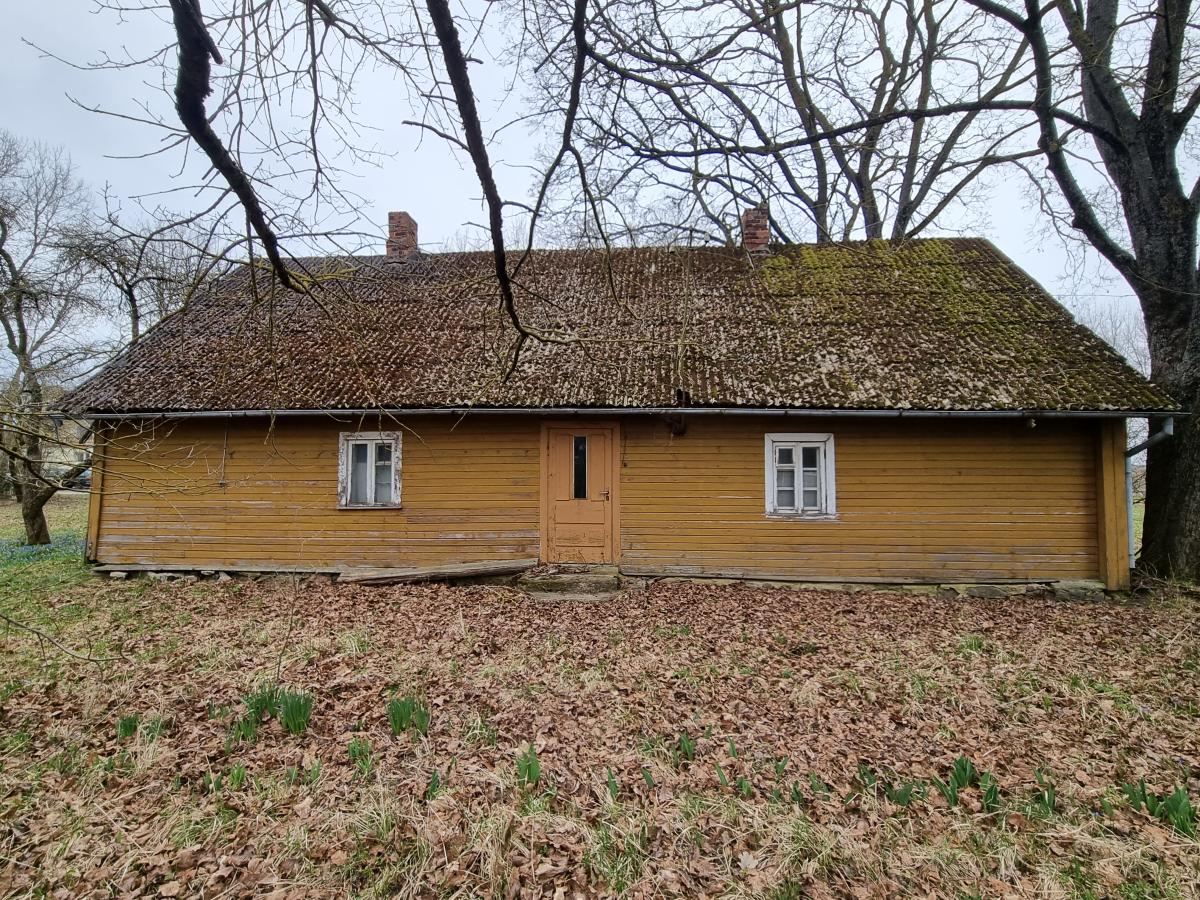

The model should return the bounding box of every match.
[0,577,1197,897]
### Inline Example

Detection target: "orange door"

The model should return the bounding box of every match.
[543,425,617,563]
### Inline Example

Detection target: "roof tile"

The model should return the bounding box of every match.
[64,238,1175,413]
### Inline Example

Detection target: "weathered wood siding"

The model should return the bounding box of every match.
[91,413,1119,584]
[618,417,1105,583]
[93,417,541,568]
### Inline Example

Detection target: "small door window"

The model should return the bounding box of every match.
[572,435,588,500]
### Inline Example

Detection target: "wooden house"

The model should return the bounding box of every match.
[64,210,1176,589]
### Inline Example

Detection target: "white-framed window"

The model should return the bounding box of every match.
[765,433,836,517]
[338,432,401,508]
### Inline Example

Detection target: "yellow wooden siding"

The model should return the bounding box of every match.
[1094,419,1131,590]
[93,414,1113,583]
[95,417,541,568]
[618,417,1103,583]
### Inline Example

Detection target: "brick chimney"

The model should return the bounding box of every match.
[740,202,770,252]
[386,211,418,259]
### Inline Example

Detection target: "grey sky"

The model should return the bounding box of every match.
[4,1,1141,320]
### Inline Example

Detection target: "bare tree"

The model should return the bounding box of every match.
[517,0,1037,245]
[0,131,101,544]
[1071,296,1151,377]
[61,0,427,289]
[77,0,574,347]
[61,207,230,342]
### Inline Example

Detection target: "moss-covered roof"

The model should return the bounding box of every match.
[64,238,1175,413]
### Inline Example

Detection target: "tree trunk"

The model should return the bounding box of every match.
[125,284,141,343]
[1139,326,1200,578]
[21,489,52,545]
[15,459,89,547]
[1134,252,1200,577]
[13,391,54,545]
[9,454,23,503]
[0,433,16,500]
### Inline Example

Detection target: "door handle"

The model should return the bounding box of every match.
[600,490,610,501]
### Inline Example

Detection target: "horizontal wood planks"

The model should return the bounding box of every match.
[95,417,542,568]
[93,413,1113,584]
[1094,419,1131,590]
[618,416,1103,583]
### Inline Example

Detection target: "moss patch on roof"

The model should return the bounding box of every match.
[64,238,1175,413]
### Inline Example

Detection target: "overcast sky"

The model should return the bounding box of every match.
[4,1,1141,321]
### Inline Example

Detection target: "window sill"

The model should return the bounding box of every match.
[765,512,838,522]
[337,504,403,511]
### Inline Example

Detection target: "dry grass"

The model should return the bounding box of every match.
[1,569,1198,898]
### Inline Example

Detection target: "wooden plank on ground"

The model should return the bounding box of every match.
[337,558,539,585]
[94,563,340,574]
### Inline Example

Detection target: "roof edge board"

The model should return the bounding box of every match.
[78,406,1180,420]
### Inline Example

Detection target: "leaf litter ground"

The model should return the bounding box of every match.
[1,574,1198,898]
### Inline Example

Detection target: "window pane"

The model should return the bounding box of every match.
[374,442,392,504]
[802,470,819,490]
[776,446,794,465]
[349,443,369,503]
[374,470,392,504]
[801,446,819,468]
[802,489,820,509]
[776,468,795,489]
[573,435,587,500]
[776,488,796,509]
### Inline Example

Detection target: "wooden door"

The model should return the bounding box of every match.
[542,425,618,563]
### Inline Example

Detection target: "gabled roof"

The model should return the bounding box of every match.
[64,238,1175,414]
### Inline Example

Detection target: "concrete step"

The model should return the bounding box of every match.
[517,571,624,594]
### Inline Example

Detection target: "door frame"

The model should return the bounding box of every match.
[539,420,621,564]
